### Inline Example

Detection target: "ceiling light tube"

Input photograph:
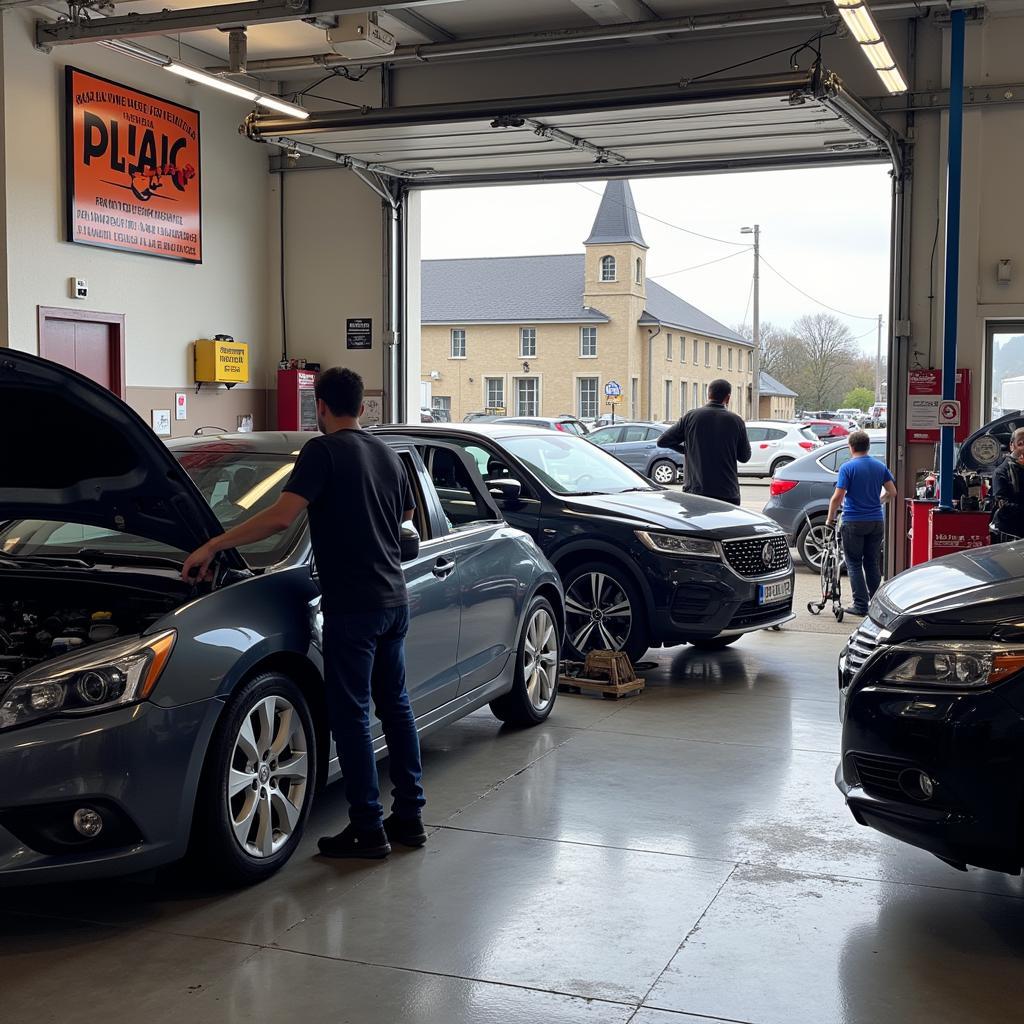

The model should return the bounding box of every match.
[861,40,897,71]
[166,62,257,100]
[877,66,908,94]
[254,95,310,119]
[835,0,882,44]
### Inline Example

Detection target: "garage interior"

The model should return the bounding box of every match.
[3,1,1024,1021]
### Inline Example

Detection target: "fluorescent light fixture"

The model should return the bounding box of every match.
[167,62,257,100]
[165,62,309,118]
[99,39,171,67]
[833,1,907,94]
[254,95,311,120]
[834,0,881,44]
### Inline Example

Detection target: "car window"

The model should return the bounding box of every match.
[396,452,432,543]
[822,443,888,474]
[499,434,656,495]
[807,423,828,437]
[747,427,766,442]
[587,427,621,445]
[765,428,786,441]
[644,426,664,441]
[420,444,501,530]
[622,426,648,442]
[441,437,538,501]
[560,421,586,435]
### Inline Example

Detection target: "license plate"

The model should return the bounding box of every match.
[758,579,792,605]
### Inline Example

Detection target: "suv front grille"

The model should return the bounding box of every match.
[847,619,882,676]
[722,535,791,578]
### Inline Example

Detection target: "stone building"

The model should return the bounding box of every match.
[758,371,798,420]
[421,180,753,423]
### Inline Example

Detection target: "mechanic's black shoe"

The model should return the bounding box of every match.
[317,823,391,859]
[844,606,868,618]
[383,812,428,848]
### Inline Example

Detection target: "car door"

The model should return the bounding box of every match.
[743,427,767,473]
[616,424,656,470]
[417,440,526,697]
[587,425,624,456]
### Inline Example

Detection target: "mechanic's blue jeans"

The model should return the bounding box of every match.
[841,520,885,614]
[322,605,425,829]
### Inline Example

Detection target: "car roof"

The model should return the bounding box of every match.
[746,420,805,428]
[374,422,552,440]
[165,431,318,455]
[817,430,887,453]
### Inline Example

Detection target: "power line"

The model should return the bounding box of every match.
[576,183,750,248]
[649,247,751,279]
[759,254,879,321]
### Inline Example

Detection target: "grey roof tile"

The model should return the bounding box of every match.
[759,370,797,397]
[641,279,748,344]
[584,179,648,248]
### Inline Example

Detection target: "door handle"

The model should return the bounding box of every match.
[432,558,456,579]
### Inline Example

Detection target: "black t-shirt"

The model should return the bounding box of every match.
[284,430,415,612]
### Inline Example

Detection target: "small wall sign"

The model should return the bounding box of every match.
[346,318,372,350]
[151,408,171,436]
[175,392,187,420]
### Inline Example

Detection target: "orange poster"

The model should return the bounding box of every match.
[66,67,202,263]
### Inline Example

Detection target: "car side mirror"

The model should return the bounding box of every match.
[486,478,523,506]
[400,520,421,562]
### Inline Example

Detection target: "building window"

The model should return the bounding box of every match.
[520,328,537,358]
[728,347,734,370]
[485,377,505,413]
[693,339,699,364]
[680,381,687,414]
[703,383,709,403]
[705,341,711,367]
[580,326,597,358]
[679,337,686,364]
[635,257,643,284]
[717,345,723,369]
[692,382,699,408]
[431,396,451,421]
[666,333,673,361]
[663,380,672,421]
[515,377,539,416]
[600,255,616,282]
[577,376,599,419]
[450,329,466,359]
[631,377,639,419]
[748,350,753,372]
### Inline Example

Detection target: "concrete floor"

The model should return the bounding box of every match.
[4,613,1024,1024]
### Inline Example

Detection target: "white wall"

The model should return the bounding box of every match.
[0,10,271,394]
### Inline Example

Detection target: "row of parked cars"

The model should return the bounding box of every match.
[0,351,795,887]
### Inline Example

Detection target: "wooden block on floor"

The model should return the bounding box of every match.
[558,673,645,700]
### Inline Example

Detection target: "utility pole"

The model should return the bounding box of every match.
[875,313,883,403]
[741,224,760,419]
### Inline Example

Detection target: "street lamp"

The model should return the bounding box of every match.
[741,224,760,419]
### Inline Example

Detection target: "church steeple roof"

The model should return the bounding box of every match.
[584,179,648,249]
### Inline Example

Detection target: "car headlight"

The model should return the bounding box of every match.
[635,530,720,559]
[0,630,175,731]
[883,641,1024,689]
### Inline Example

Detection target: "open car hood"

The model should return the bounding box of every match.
[956,410,1024,473]
[0,350,245,568]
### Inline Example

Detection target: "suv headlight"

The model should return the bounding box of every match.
[0,630,175,731]
[883,641,1024,689]
[635,531,720,559]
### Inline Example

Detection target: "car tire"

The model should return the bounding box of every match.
[797,517,829,570]
[688,636,740,650]
[770,457,794,475]
[191,672,317,885]
[490,596,561,726]
[561,560,648,663]
[649,459,678,485]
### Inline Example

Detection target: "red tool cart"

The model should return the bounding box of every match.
[928,508,991,559]
[277,368,319,431]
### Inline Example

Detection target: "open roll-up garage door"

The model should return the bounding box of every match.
[245,65,901,185]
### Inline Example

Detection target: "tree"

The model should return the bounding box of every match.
[791,313,858,410]
[842,386,875,411]
[734,321,805,390]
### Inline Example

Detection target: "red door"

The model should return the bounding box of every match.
[37,307,125,397]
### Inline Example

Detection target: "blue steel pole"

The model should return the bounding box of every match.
[939,9,966,510]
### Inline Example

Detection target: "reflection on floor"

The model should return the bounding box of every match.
[4,629,1023,1024]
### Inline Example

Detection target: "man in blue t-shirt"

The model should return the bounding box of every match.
[825,430,897,617]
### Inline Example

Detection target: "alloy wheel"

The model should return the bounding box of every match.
[651,461,677,485]
[565,572,633,654]
[803,523,831,570]
[228,695,309,859]
[523,606,559,712]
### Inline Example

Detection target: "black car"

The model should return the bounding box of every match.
[379,424,794,661]
[837,542,1024,874]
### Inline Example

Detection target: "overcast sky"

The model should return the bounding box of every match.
[421,164,892,357]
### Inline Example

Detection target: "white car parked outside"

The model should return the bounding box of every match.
[740,421,822,477]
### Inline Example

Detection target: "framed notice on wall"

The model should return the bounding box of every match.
[65,67,202,263]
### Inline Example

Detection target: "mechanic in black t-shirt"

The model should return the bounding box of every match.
[182,368,426,860]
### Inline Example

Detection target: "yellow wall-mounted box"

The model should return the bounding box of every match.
[194,339,249,384]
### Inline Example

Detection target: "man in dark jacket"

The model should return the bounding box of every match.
[991,427,1024,540]
[657,378,751,504]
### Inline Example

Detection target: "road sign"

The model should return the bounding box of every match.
[606,394,622,405]
[604,380,622,397]
[938,400,961,427]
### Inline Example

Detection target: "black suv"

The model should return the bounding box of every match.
[838,542,1024,874]
[380,424,794,661]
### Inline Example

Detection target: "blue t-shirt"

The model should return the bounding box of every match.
[837,455,894,522]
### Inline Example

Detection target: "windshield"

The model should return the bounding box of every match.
[0,451,303,569]
[500,434,656,495]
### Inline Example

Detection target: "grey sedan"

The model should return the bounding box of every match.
[586,421,684,485]
[761,431,887,568]
[0,351,563,886]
